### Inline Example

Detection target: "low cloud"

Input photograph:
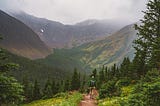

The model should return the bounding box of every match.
[0,0,148,24]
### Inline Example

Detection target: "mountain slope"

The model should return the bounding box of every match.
[0,10,51,59]
[2,49,68,85]
[38,24,137,72]
[11,12,125,48]
[77,24,137,68]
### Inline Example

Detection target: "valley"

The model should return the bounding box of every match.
[11,11,126,48]
[0,10,137,75]
[0,0,160,105]
[38,24,137,73]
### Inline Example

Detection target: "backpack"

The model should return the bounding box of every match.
[89,80,95,87]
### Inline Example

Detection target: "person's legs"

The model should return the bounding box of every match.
[92,87,96,99]
[90,87,93,99]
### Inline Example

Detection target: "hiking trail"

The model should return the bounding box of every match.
[79,89,98,106]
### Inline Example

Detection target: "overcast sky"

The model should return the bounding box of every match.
[0,0,148,24]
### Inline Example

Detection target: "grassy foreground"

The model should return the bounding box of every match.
[98,85,134,106]
[22,92,82,106]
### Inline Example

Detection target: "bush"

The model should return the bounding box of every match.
[120,93,147,106]
[99,80,121,99]
[121,78,160,106]
[142,68,160,82]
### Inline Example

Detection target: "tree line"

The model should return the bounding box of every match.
[22,68,86,103]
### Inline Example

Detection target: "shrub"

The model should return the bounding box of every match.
[142,68,160,82]
[120,93,147,106]
[121,78,160,106]
[99,80,121,99]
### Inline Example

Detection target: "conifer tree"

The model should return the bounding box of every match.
[120,57,131,77]
[51,80,56,95]
[105,66,111,81]
[33,80,41,100]
[92,68,97,78]
[81,74,86,89]
[111,64,117,77]
[71,68,80,90]
[59,80,64,92]
[64,79,70,92]
[22,76,33,102]
[131,54,144,78]
[0,35,23,105]
[78,72,81,89]
[99,70,105,83]
[43,79,52,99]
[97,70,105,88]
[134,0,160,71]
[54,82,60,94]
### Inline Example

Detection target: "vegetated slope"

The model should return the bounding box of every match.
[4,50,68,85]
[37,48,86,73]
[11,11,125,48]
[78,24,137,68]
[0,10,51,59]
[38,24,137,73]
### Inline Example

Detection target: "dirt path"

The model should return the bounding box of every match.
[79,89,98,106]
[79,94,97,106]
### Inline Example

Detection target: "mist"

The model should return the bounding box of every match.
[0,0,148,25]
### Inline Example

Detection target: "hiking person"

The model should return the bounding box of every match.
[89,75,96,99]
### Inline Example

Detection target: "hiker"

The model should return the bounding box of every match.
[89,75,96,99]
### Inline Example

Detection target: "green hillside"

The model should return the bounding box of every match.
[38,24,137,73]
[4,50,69,85]
[37,48,87,73]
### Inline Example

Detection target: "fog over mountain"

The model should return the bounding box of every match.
[10,11,127,48]
[0,0,147,25]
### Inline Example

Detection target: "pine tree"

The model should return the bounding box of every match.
[55,82,60,94]
[131,54,144,78]
[22,76,33,102]
[111,64,117,77]
[120,57,131,77]
[99,70,105,83]
[78,72,81,89]
[71,68,80,90]
[59,80,64,92]
[51,81,60,95]
[81,74,86,89]
[92,68,97,78]
[97,70,105,88]
[0,35,23,105]
[33,80,41,100]
[51,80,56,95]
[105,66,111,81]
[64,79,70,92]
[134,0,160,71]
[43,79,52,99]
